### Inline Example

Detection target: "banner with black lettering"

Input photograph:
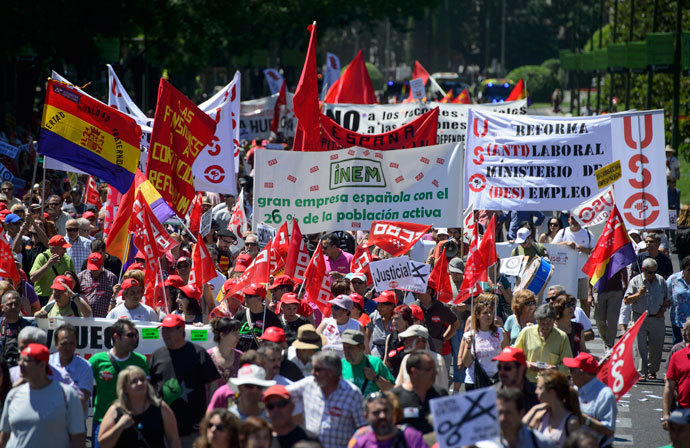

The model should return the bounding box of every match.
[35,317,214,358]
[253,143,463,234]
[464,109,612,211]
[320,108,438,150]
[322,100,528,146]
[240,93,296,141]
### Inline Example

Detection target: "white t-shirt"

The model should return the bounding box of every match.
[106,302,159,322]
[552,227,595,278]
[320,317,361,356]
[572,307,592,332]
[463,329,505,384]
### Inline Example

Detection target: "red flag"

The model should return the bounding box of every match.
[83,176,102,209]
[285,218,310,281]
[222,245,272,298]
[188,193,204,235]
[405,61,431,102]
[477,215,498,271]
[598,312,647,400]
[268,238,286,276]
[292,23,321,152]
[146,78,217,218]
[103,186,122,240]
[302,241,332,315]
[270,81,287,134]
[274,221,290,260]
[320,107,439,151]
[367,221,432,258]
[228,188,248,239]
[439,90,454,104]
[324,50,376,105]
[452,88,471,104]
[429,248,453,303]
[0,238,20,283]
[453,224,485,304]
[506,79,526,101]
[190,237,217,295]
[351,243,374,284]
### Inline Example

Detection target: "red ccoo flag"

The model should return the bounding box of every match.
[597,312,647,401]
[292,23,321,151]
[0,238,20,283]
[302,241,332,316]
[285,218,310,281]
[189,235,217,296]
[429,248,454,303]
[453,223,485,304]
[367,221,432,258]
[83,176,102,209]
[324,50,376,105]
[188,193,204,235]
[476,215,498,277]
[351,243,374,284]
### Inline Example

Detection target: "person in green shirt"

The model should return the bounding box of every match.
[90,318,149,447]
[34,275,92,318]
[341,329,395,396]
[29,235,75,305]
[511,227,548,263]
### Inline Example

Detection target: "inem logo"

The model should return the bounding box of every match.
[329,158,386,190]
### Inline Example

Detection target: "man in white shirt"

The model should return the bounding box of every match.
[106,279,159,322]
[551,214,595,316]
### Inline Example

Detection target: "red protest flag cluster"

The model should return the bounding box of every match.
[302,241,332,316]
[453,215,497,304]
[324,50,376,105]
[285,219,310,281]
[429,248,454,303]
[292,23,321,152]
[83,176,102,209]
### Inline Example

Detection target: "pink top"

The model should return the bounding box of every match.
[324,249,353,282]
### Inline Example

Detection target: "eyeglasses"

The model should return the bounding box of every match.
[245,241,258,247]
[265,400,290,410]
[66,228,79,232]
[124,332,139,338]
[525,301,537,306]
[1,187,12,192]
[549,222,559,227]
[209,423,227,431]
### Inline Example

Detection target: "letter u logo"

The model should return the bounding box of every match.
[623,115,653,149]
[473,118,488,138]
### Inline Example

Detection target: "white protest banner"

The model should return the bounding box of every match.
[611,110,669,229]
[253,143,463,234]
[402,259,431,293]
[241,93,296,141]
[35,316,214,358]
[465,109,612,211]
[430,387,499,448]
[322,100,527,146]
[200,209,213,237]
[0,141,18,158]
[500,255,525,276]
[369,256,415,291]
[410,77,426,100]
[263,69,284,95]
[194,71,241,193]
[572,186,615,228]
[256,222,276,248]
[324,52,341,91]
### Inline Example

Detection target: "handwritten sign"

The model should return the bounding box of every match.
[400,260,430,293]
[409,78,426,100]
[369,256,416,291]
[430,387,499,448]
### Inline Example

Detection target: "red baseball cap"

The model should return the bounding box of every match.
[164,275,185,288]
[563,352,600,375]
[21,343,50,364]
[350,293,365,310]
[243,283,266,298]
[179,284,202,301]
[51,275,74,291]
[159,314,185,328]
[86,252,104,270]
[121,278,140,290]
[259,326,286,343]
[492,346,527,366]
[426,277,438,292]
[126,262,145,272]
[234,253,252,273]
[374,290,397,305]
[409,305,425,322]
[82,211,96,220]
[134,250,146,260]
[176,256,191,266]
[269,274,295,290]
[280,292,300,305]
[262,384,291,402]
[49,235,71,248]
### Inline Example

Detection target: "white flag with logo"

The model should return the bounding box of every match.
[107,64,152,128]
[263,69,284,95]
[228,188,248,252]
[194,71,241,194]
[571,186,615,228]
[324,52,341,90]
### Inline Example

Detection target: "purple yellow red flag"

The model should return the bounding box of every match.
[39,79,141,193]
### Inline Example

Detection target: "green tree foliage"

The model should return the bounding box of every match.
[507,63,560,102]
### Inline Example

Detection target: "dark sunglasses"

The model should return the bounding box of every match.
[525,301,537,306]
[265,400,290,410]
[209,423,227,431]
[549,222,559,227]
[498,363,518,371]
[245,242,259,247]
[66,228,79,232]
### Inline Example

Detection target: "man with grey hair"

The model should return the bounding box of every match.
[288,350,366,448]
[632,232,673,279]
[8,327,74,388]
[547,285,594,341]
[624,257,670,380]
[77,217,93,241]
[514,304,573,383]
[0,291,35,367]
[64,218,91,271]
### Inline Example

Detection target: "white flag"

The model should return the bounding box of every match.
[324,52,341,91]
[462,205,476,243]
[106,65,153,150]
[263,69,284,95]
[571,186,615,228]
[194,71,241,194]
[228,188,248,253]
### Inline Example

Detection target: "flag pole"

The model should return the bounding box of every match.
[175,216,198,244]
[40,159,46,216]
[117,235,131,282]
[158,258,168,313]
[28,143,38,207]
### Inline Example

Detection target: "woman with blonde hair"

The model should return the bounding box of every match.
[194,409,240,448]
[524,370,582,447]
[98,365,181,448]
[503,290,538,344]
[458,295,508,390]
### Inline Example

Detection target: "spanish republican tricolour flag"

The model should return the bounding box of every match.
[39,79,141,194]
[582,206,637,291]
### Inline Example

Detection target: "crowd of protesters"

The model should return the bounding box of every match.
[0,129,687,448]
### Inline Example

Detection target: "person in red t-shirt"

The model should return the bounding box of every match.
[664,319,690,428]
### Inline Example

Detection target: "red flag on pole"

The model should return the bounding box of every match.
[222,245,272,298]
[505,79,526,101]
[453,224,485,304]
[452,88,471,104]
[270,81,287,134]
[0,238,20,283]
[367,221,432,258]
[189,236,217,295]
[429,248,454,303]
[302,241,332,316]
[188,193,204,235]
[83,176,102,209]
[292,23,321,151]
[477,215,498,271]
[285,219,310,281]
[274,221,290,260]
[324,50,377,105]
[351,243,374,284]
[597,311,647,401]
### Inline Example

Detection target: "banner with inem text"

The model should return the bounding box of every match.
[253,143,463,234]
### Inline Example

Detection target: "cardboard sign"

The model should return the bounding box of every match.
[256,222,276,248]
[369,256,416,291]
[200,209,213,237]
[410,77,426,100]
[430,387,499,448]
[500,255,526,276]
[595,160,621,189]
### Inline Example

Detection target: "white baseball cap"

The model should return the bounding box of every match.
[515,228,531,244]
[228,364,276,392]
